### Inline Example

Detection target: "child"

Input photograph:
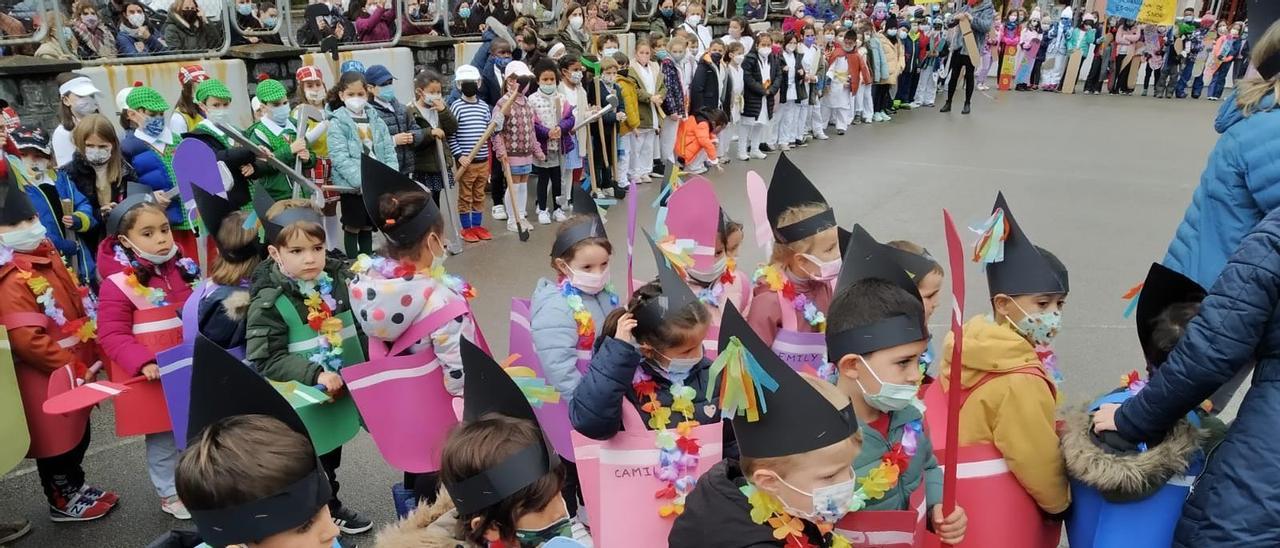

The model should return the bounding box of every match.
[580,56,621,200]
[612,52,640,190]
[826,226,966,544]
[492,60,543,232]
[0,176,117,522]
[569,234,721,440]
[676,107,727,174]
[659,35,691,167]
[722,15,754,52]
[96,187,200,520]
[248,76,314,202]
[777,31,808,149]
[367,64,424,175]
[408,69,458,208]
[169,64,209,135]
[885,239,944,381]
[723,41,749,161]
[52,75,101,168]
[670,302,862,546]
[120,86,200,262]
[663,181,747,358]
[914,18,946,106]
[245,191,373,534]
[802,25,827,141]
[746,155,839,360]
[9,126,96,286]
[448,64,495,243]
[923,192,1069,548]
[628,39,665,181]
[825,30,868,133]
[532,184,617,403]
[1062,263,1224,548]
[374,339,590,547]
[741,32,776,158]
[183,78,257,209]
[854,29,877,124]
[64,113,136,258]
[678,1,713,57]
[689,40,726,115]
[292,65,342,247]
[329,70,398,256]
[170,336,341,548]
[352,157,480,507]
[190,187,260,353]
[529,60,575,223]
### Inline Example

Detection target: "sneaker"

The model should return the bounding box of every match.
[759,143,773,153]
[552,209,568,222]
[749,150,767,160]
[491,205,508,221]
[684,165,708,175]
[161,495,191,520]
[779,143,793,151]
[507,220,519,232]
[814,132,829,140]
[837,128,846,135]
[1208,96,1219,101]
[794,140,807,148]
[537,209,551,225]
[473,226,493,240]
[460,227,480,243]
[79,484,119,506]
[647,172,663,180]
[736,153,750,161]
[49,490,114,522]
[330,504,373,535]
[0,519,31,544]
[908,101,921,108]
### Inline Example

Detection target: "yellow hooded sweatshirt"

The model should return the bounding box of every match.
[939,314,1070,514]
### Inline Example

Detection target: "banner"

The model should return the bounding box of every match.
[1106,0,1177,26]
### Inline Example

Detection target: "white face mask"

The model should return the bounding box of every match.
[206,107,233,125]
[71,95,98,117]
[688,256,728,284]
[686,14,701,25]
[566,264,609,294]
[305,88,327,102]
[84,145,112,165]
[800,253,841,281]
[0,222,47,252]
[655,347,703,375]
[569,15,583,28]
[344,96,368,113]
[429,234,447,268]
[773,469,858,523]
[24,157,50,178]
[127,13,146,27]
[123,236,179,264]
[758,46,772,56]
[854,356,918,412]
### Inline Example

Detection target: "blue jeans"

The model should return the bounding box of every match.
[145,432,178,498]
[1208,60,1233,98]
[1176,61,1205,98]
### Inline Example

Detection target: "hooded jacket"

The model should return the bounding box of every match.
[938,314,1069,514]
[327,105,399,190]
[854,402,943,511]
[197,283,252,351]
[529,277,617,402]
[371,96,425,175]
[669,459,840,547]
[59,153,138,257]
[372,490,593,548]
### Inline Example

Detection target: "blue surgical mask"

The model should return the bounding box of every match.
[378,87,397,102]
[855,356,919,412]
[660,7,673,16]
[773,468,858,524]
[269,104,290,125]
[1008,299,1062,346]
[237,3,253,15]
[262,16,277,27]
[495,57,512,70]
[656,49,670,60]
[143,115,167,138]
[459,6,471,17]
[656,348,702,377]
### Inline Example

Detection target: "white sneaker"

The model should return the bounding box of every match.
[537,209,551,225]
[814,132,829,140]
[492,205,508,221]
[749,150,767,160]
[780,143,793,151]
[908,101,922,108]
[161,496,191,520]
[507,220,518,233]
[552,209,568,222]
[736,153,750,161]
[648,172,663,180]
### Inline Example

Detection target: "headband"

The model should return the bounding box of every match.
[550,218,606,257]
[447,443,559,516]
[190,461,331,546]
[825,314,926,359]
[774,207,836,243]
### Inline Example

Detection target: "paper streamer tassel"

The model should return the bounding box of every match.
[969,209,1009,266]
[1121,281,1144,318]
[706,337,779,423]
[504,364,561,407]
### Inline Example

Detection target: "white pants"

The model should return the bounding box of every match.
[146,432,179,498]
[823,105,853,130]
[659,117,680,163]
[1044,52,1067,88]
[777,102,804,144]
[748,120,771,153]
[854,86,874,119]
[808,103,825,135]
[726,120,750,158]
[914,67,939,105]
[617,134,631,186]
[629,129,657,180]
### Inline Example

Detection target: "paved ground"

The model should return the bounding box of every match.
[0,90,1227,547]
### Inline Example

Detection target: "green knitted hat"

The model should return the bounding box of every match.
[255,79,288,103]
[195,78,232,104]
[126,86,169,113]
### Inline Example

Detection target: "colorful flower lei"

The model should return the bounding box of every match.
[634,370,701,518]
[558,277,619,351]
[0,246,95,342]
[696,280,725,308]
[720,257,737,285]
[740,485,853,548]
[847,421,920,511]
[753,264,825,330]
[299,272,345,372]
[1121,370,1147,396]
[176,257,199,279]
[352,253,478,301]
[113,244,168,306]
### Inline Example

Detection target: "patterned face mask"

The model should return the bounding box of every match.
[1007,298,1062,346]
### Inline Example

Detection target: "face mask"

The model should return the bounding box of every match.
[785,43,797,52]
[569,71,583,84]
[71,95,98,117]
[800,253,841,281]
[124,236,179,264]
[0,222,47,252]
[686,14,701,25]
[539,83,557,95]
[804,36,816,46]
[843,19,853,28]
[656,348,702,375]
[855,356,918,412]
[305,88,326,102]
[656,49,670,60]
[1006,298,1062,346]
[825,33,835,41]
[563,264,608,294]
[688,256,728,284]
[514,516,574,548]
[672,50,686,62]
[677,3,687,12]
[660,7,673,16]
[773,470,858,523]
[378,87,397,102]
[886,29,897,37]
[237,3,253,15]
[729,27,741,37]
[143,115,167,138]
[494,56,512,71]
[344,96,368,112]
[24,157,49,178]
[268,104,290,125]
[127,13,146,27]
[758,46,771,56]
[83,14,99,26]
[709,52,723,64]
[569,15,583,28]
[459,6,471,17]
[1008,15,1018,22]
[429,235,447,268]
[460,81,479,96]
[263,16,277,27]
[602,47,620,57]
[422,92,443,104]
[731,56,743,66]
[84,145,112,165]
[204,107,232,126]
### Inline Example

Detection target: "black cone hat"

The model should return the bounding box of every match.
[361,154,440,246]
[253,184,323,244]
[766,153,835,243]
[827,225,927,359]
[885,245,940,284]
[986,192,1069,297]
[634,229,700,330]
[0,168,35,225]
[1135,263,1205,366]
[551,183,607,257]
[193,186,260,262]
[835,224,920,299]
[719,301,857,459]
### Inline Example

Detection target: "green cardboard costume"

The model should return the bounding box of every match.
[0,329,30,475]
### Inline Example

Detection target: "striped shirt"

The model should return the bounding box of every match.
[448,98,492,160]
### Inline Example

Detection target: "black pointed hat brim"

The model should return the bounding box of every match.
[985,192,1069,297]
[718,301,858,459]
[0,168,36,226]
[828,224,927,358]
[106,184,159,236]
[193,186,260,261]
[253,184,323,244]
[361,155,440,246]
[1135,263,1205,363]
[551,184,608,258]
[835,224,921,300]
[766,153,835,243]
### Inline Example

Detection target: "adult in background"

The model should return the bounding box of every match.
[1161,20,1280,413]
[940,0,994,114]
[164,0,224,52]
[69,0,118,59]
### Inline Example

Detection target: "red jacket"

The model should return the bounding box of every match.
[0,241,95,375]
[96,237,194,375]
[828,48,872,94]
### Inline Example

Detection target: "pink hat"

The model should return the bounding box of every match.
[296,65,325,84]
[178,64,210,86]
[663,177,721,278]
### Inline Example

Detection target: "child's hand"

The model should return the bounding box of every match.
[549,126,561,139]
[141,363,160,381]
[240,164,255,177]
[153,191,172,208]
[431,127,446,139]
[457,156,472,169]
[616,111,627,122]
[290,138,308,155]
[317,371,345,395]
[62,215,74,228]
[615,312,637,344]
[932,504,967,545]
[1092,403,1120,433]
[394,132,414,145]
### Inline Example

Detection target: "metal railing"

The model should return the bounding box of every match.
[0,0,51,47]
[633,0,657,21]
[77,1,232,65]
[282,0,404,50]
[400,0,442,35]
[229,1,285,40]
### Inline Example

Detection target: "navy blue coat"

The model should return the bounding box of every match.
[1116,203,1280,546]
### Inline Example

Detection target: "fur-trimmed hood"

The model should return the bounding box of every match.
[373,494,478,548]
[1061,404,1202,502]
[220,287,250,321]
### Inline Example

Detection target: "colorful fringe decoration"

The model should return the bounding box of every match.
[299,272,346,372]
[503,362,561,407]
[657,235,697,277]
[635,370,702,519]
[969,208,1009,266]
[741,484,854,548]
[706,336,779,423]
[1121,281,1144,318]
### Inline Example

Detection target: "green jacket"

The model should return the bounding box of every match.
[246,121,315,201]
[246,256,365,384]
[852,403,943,512]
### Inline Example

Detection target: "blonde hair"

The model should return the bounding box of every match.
[886,239,945,277]
[71,114,123,190]
[209,210,262,285]
[1237,22,1280,117]
[769,203,830,263]
[667,34,689,50]
[741,374,858,477]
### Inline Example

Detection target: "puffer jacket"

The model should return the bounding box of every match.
[97,248,196,375]
[372,489,593,548]
[1162,92,1280,289]
[60,152,138,254]
[370,97,424,175]
[1114,206,1280,547]
[529,277,617,402]
[327,106,398,190]
[670,459,832,547]
[197,283,252,352]
[938,314,1069,514]
[121,131,186,227]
